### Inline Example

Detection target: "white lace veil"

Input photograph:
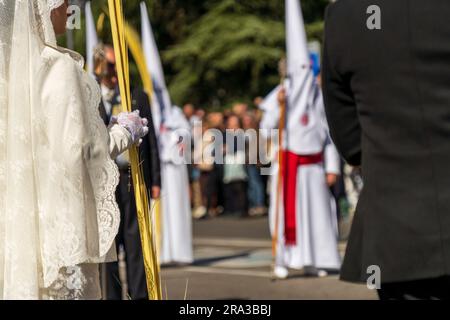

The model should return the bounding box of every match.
[48,0,65,11]
[0,0,120,299]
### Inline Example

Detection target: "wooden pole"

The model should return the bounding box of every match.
[272,58,287,278]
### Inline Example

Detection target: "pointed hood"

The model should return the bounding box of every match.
[85,1,98,75]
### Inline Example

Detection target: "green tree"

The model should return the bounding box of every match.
[69,0,329,109]
[163,0,329,108]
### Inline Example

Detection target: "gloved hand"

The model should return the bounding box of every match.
[110,110,149,146]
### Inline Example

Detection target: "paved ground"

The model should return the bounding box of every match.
[160,216,378,300]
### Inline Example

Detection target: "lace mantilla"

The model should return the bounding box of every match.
[33,0,58,47]
[47,0,64,11]
[35,48,121,292]
[0,0,121,300]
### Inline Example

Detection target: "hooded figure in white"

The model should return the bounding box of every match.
[260,0,341,279]
[140,3,193,265]
[0,0,148,299]
[158,106,194,265]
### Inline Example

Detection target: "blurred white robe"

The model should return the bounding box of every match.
[159,108,194,264]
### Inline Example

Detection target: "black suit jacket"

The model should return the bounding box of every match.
[323,0,450,284]
[132,88,162,190]
[99,87,161,190]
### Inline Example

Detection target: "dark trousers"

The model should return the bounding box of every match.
[223,180,248,216]
[246,165,265,209]
[214,164,225,209]
[199,170,220,210]
[378,277,450,300]
[104,170,148,300]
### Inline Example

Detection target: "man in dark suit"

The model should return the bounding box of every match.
[94,44,161,300]
[323,0,450,300]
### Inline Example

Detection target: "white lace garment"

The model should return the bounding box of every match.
[0,0,132,299]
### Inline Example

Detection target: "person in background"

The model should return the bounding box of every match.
[253,96,264,109]
[207,112,227,216]
[329,160,350,240]
[196,108,206,121]
[183,103,203,219]
[193,119,220,218]
[223,114,248,217]
[242,112,267,217]
[259,80,341,280]
[159,106,194,265]
[316,74,350,238]
[253,97,271,208]
[232,102,249,119]
[183,103,201,126]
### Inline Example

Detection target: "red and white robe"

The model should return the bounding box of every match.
[261,84,341,270]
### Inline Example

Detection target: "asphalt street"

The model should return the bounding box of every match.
[160,216,378,300]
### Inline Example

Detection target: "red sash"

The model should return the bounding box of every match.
[281,151,324,245]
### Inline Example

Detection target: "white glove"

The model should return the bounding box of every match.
[110,110,149,146]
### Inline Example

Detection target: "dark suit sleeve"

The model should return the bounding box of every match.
[322,5,362,167]
[133,88,162,191]
[98,99,109,126]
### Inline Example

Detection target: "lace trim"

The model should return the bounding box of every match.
[47,0,64,11]
[33,0,57,47]
[80,68,121,258]
[42,265,101,300]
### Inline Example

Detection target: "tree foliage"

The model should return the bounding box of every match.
[163,0,329,108]
[70,0,329,109]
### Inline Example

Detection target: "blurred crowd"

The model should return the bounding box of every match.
[181,101,361,235]
[183,101,269,220]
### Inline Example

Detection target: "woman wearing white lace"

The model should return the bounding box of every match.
[0,0,149,299]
